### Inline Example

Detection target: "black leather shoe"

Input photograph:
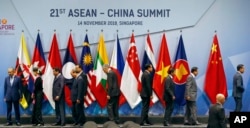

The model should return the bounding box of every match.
[146,120,153,125]
[72,123,78,126]
[193,122,202,125]
[163,122,169,126]
[4,123,12,126]
[52,123,60,126]
[184,122,191,125]
[140,122,145,126]
[61,123,65,126]
[16,122,21,126]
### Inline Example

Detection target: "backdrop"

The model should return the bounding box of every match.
[0,0,250,116]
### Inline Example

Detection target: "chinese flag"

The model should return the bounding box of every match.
[204,34,228,104]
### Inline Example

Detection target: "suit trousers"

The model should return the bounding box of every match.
[184,100,197,124]
[31,91,44,124]
[140,97,150,123]
[107,96,119,121]
[164,100,174,122]
[72,101,86,125]
[6,100,20,123]
[55,98,65,124]
[234,97,242,112]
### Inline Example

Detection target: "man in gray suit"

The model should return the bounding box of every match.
[232,64,245,112]
[4,68,22,126]
[207,93,227,128]
[163,67,175,126]
[140,64,153,126]
[184,67,201,125]
[52,67,65,126]
[103,64,120,124]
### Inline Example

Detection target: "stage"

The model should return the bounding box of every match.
[0,115,229,128]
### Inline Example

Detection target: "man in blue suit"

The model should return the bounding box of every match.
[233,64,245,112]
[52,67,65,126]
[4,68,22,126]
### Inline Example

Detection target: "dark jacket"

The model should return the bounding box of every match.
[52,74,64,100]
[163,75,175,102]
[107,70,120,97]
[232,72,244,98]
[140,70,152,97]
[207,103,227,128]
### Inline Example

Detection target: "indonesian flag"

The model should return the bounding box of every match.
[43,33,62,109]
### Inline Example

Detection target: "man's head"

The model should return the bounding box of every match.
[53,67,61,76]
[102,64,110,73]
[8,67,15,77]
[168,67,175,76]
[144,64,153,73]
[216,93,225,105]
[237,64,244,74]
[191,66,198,76]
[75,64,82,73]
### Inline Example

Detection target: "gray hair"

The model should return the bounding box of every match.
[102,64,110,69]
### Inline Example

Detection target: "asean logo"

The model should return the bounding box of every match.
[173,59,190,85]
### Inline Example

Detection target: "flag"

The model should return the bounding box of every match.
[173,35,190,106]
[80,34,96,108]
[120,33,142,109]
[92,33,109,108]
[110,34,126,106]
[43,33,62,109]
[141,34,158,104]
[15,32,31,109]
[29,33,46,93]
[204,34,228,104]
[62,33,77,107]
[152,33,172,106]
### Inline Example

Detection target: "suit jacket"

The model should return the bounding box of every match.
[71,75,85,102]
[232,72,244,98]
[34,76,43,93]
[4,75,22,101]
[107,70,120,97]
[185,74,197,101]
[52,74,65,100]
[140,70,152,98]
[207,103,227,128]
[163,75,175,102]
[80,72,88,97]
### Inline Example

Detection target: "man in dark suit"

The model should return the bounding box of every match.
[207,93,227,128]
[103,64,120,124]
[140,64,153,126]
[232,64,245,112]
[71,65,87,126]
[163,67,175,126]
[52,67,65,126]
[4,68,22,126]
[184,66,201,125]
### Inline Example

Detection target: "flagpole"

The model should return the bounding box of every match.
[86,29,88,33]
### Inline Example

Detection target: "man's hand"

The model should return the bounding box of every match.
[172,96,176,100]
[4,98,6,102]
[55,96,60,101]
[77,99,80,104]
[107,95,110,100]
[186,96,190,100]
[150,96,153,99]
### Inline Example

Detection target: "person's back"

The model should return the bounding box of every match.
[207,94,226,128]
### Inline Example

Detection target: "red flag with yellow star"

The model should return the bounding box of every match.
[153,33,172,106]
[204,34,228,104]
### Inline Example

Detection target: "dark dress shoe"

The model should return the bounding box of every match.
[163,122,169,126]
[140,122,145,126]
[61,123,65,126]
[193,122,202,125]
[4,123,12,126]
[72,123,78,126]
[184,122,191,125]
[52,123,60,126]
[146,120,153,125]
[115,120,120,124]
[16,122,21,126]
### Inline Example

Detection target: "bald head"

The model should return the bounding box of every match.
[216,93,225,105]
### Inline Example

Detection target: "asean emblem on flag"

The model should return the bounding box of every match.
[173,59,189,85]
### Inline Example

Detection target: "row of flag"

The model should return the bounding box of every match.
[15,31,228,111]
